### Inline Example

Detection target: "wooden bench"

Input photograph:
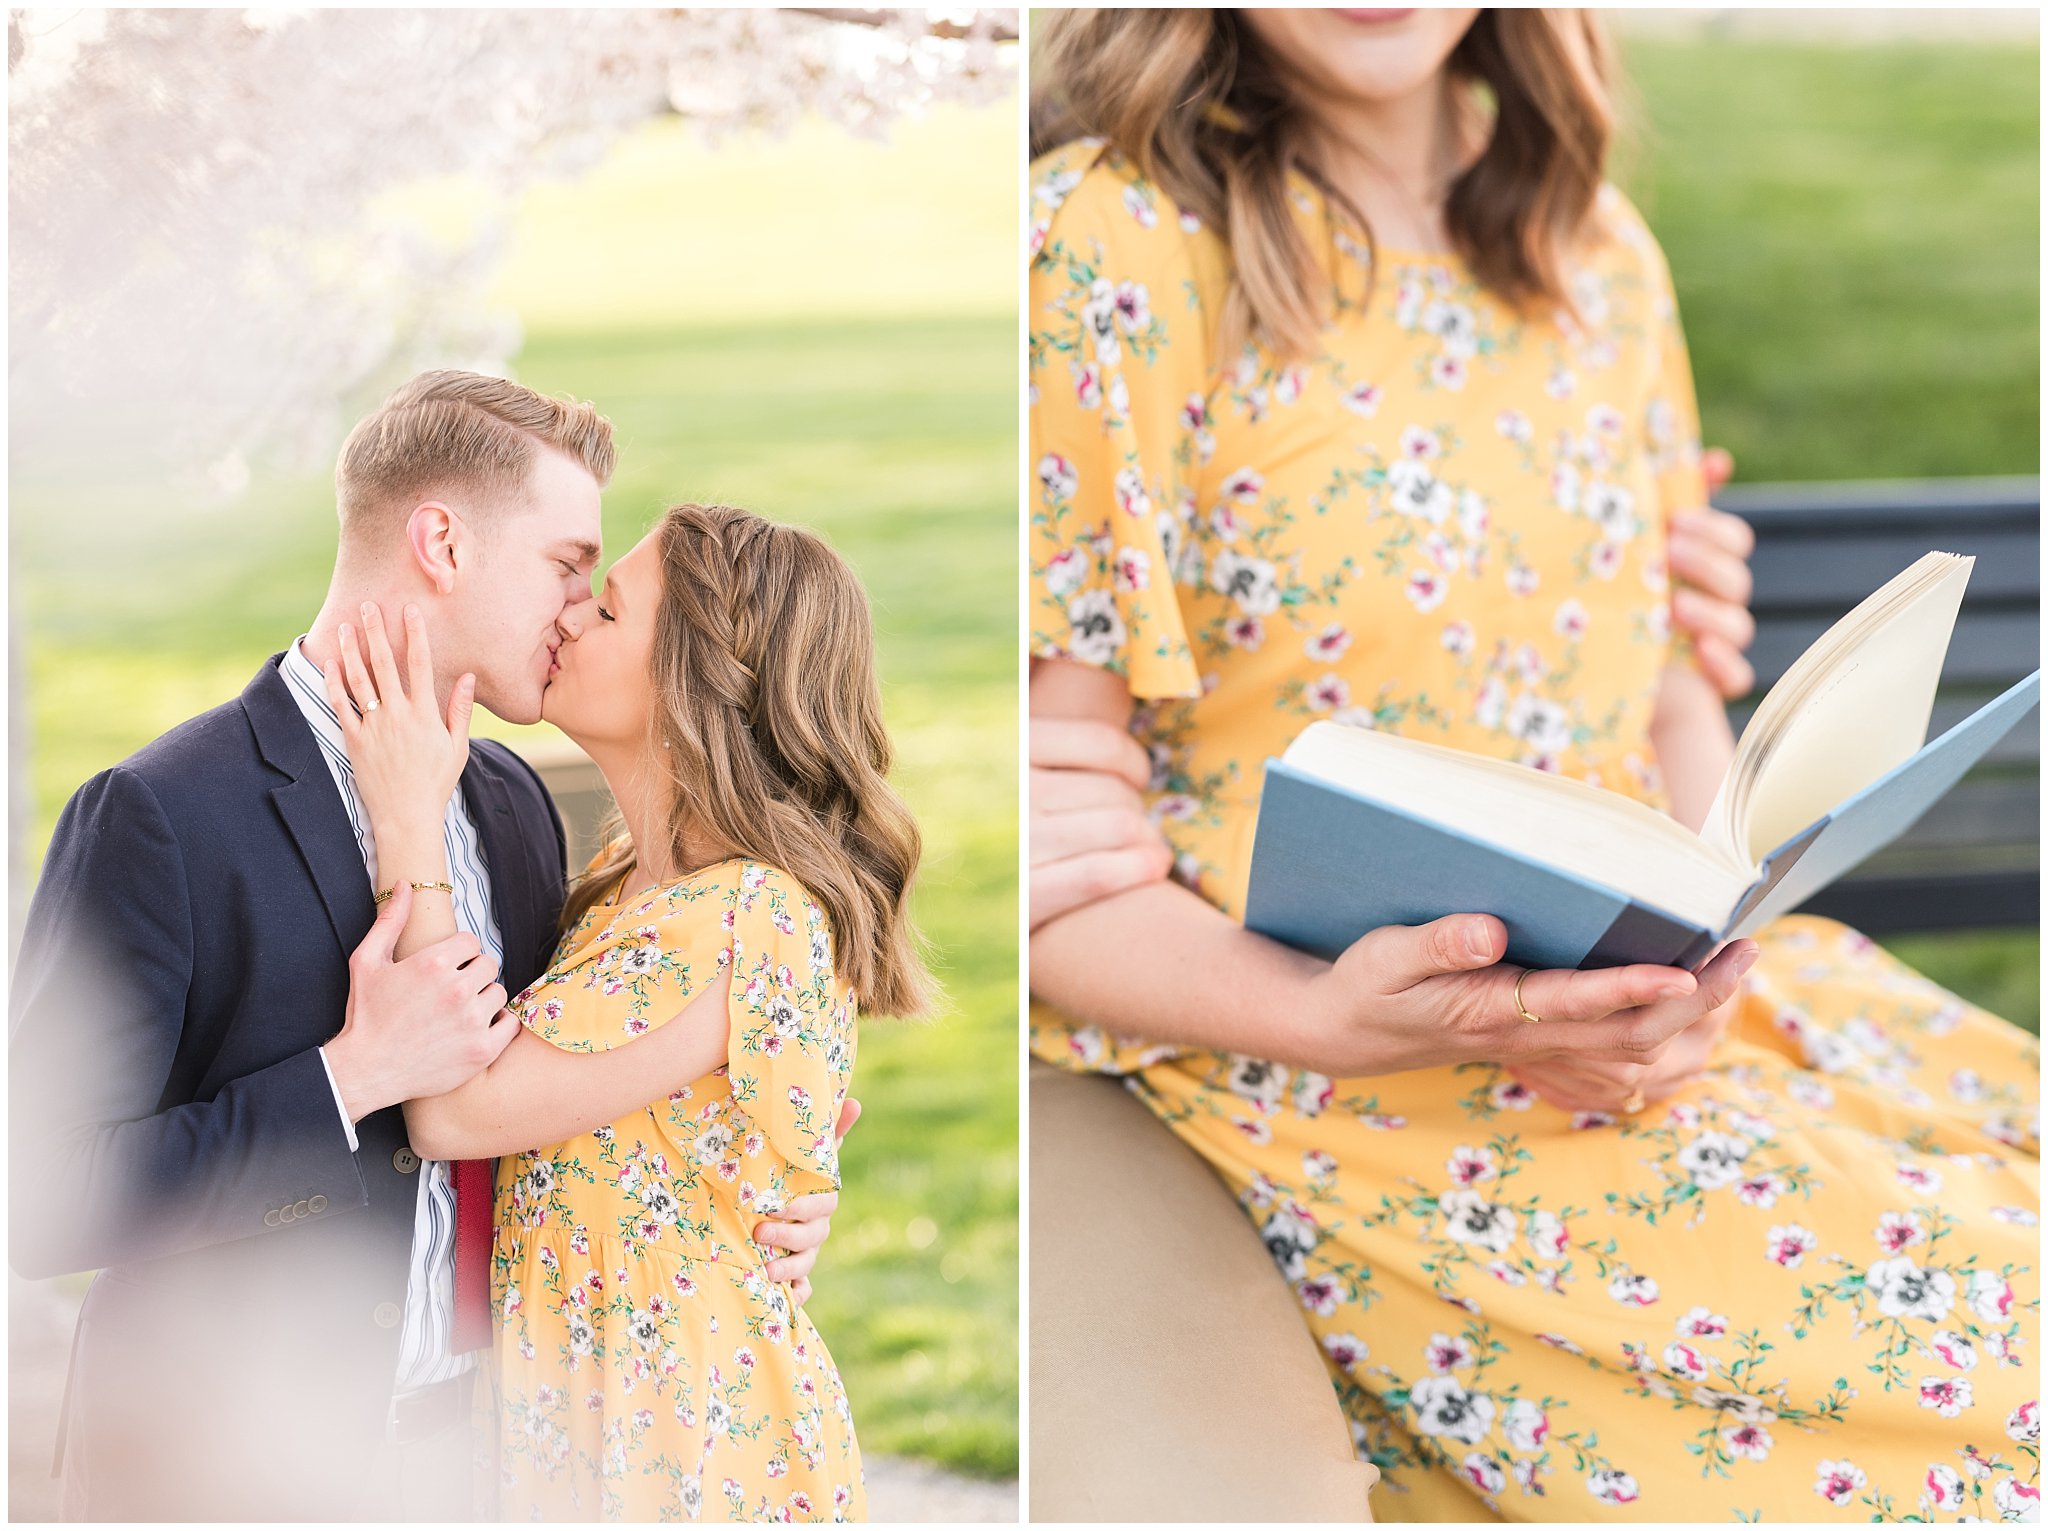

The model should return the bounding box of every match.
[1719,476,2040,935]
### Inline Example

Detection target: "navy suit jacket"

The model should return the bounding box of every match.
[9,654,568,1518]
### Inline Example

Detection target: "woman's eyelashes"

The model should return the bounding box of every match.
[597,605,615,623]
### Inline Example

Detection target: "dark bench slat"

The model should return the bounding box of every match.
[1745,531,2039,609]
[1721,479,2038,937]
[1798,869,2039,933]
[1727,694,2042,767]
[1886,777,2039,852]
[1748,609,2037,690]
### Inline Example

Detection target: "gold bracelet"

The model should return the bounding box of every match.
[372,879,458,905]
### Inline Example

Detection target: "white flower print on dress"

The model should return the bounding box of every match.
[1527,1209,1570,1261]
[1306,623,1351,661]
[1925,1463,1968,1512]
[1042,544,1086,599]
[1210,548,1281,615]
[1676,1306,1730,1338]
[1425,1332,1476,1373]
[1066,590,1125,666]
[2008,1400,2039,1444]
[1608,1272,1660,1306]
[1220,466,1264,503]
[1322,1332,1369,1371]
[1876,1209,1929,1252]
[1677,1130,1752,1189]
[1406,569,1449,612]
[1460,1451,1507,1497]
[1994,1478,2039,1521]
[1504,1398,1551,1451]
[1446,1144,1498,1185]
[1260,1202,1320,1281]
[1439,1188,1517,1253]
[1410,1376,1495,1445]
[1586,1468,1639,1506]
[1388,458,1454,524]
[1968,1270,2017,1322]
[1928,1329,1979,1370]
[1226,1054,1287,1111]
[1308,674,1352,713]
[1662,1341,1711,1382]
[1507,693,1571,755]
[1918,1376,1974,1418]
[1342,381,1382,417]
[1112,466,1152,518]
[1867,1258,1957,1323]
[1765,1224,1818,1267]
[1815,1459,1867,1506]
[1712,1419,1772,1463]
[1038,451,1080,503]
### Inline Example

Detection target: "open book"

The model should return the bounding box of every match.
[1243,553,2040,972]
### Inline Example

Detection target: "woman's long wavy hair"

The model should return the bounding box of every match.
[561,503,936,1019]
[1032,9,1617,361]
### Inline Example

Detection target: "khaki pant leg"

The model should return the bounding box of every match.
[1029,1060,1378,1523]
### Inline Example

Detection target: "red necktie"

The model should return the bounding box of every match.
[451,1157,494,1353]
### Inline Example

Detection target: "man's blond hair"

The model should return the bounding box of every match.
[334,370,616,539]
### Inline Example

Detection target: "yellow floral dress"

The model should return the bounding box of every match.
[1029,140,2039,1522]
[488,859,864,1522]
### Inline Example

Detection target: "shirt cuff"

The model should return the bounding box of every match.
[318,1046,362,1154]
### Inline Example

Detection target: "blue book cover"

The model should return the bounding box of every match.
[1243,671,2038,974]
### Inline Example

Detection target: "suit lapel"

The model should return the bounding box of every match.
[241,654,376,957]
[461,751,540,994]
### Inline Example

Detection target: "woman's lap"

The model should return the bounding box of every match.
[1120,916,2040,1522]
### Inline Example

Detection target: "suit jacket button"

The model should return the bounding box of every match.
[309,1194,328,1214]
[373,1302,401,1329]
[293,1199,312,1218]
[263,1208,282,1228]
[279,1202,297,1225]
[393,1147,420,1175]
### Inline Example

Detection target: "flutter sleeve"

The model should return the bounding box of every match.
[720,862,854,1213]
[1028,142,1215,700]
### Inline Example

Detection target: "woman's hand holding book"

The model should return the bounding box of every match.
[1295,913,1760,1083]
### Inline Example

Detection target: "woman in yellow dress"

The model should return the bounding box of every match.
[1029,10,2038,1521]
[329,502,933,1521]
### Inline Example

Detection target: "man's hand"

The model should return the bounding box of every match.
[1669,448,1759,700]
[753,1096,862,1306]
[323,881,518,1120]
[1030,715,1174,930]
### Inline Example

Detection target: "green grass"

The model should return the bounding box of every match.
[1618,37,2040,481]
[14,105,1019,1477]
[1617,37,2040,1028]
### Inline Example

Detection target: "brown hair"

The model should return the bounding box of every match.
[561,504,936,1019]
[1032,9,1616,361]
[335,369,617,538]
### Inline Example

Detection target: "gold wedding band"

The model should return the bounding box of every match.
[1623,1087,1647,1115]
[1512,969,1543,1025]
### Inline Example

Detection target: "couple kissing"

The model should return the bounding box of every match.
[12,370,933,1522]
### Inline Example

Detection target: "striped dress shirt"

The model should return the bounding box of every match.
[280,638,504,1395]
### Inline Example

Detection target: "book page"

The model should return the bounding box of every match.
[1725,554,1969,862]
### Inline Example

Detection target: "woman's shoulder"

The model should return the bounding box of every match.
[1030,137,1214,276]
[1585,183,1679,292]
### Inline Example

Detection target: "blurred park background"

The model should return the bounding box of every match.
[10,8,1017,1518]
[1604,9,2040,1028]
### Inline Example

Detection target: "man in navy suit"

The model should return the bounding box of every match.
[11,372,841,1519]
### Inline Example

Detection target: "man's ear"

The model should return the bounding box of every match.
[404,502,467,596]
